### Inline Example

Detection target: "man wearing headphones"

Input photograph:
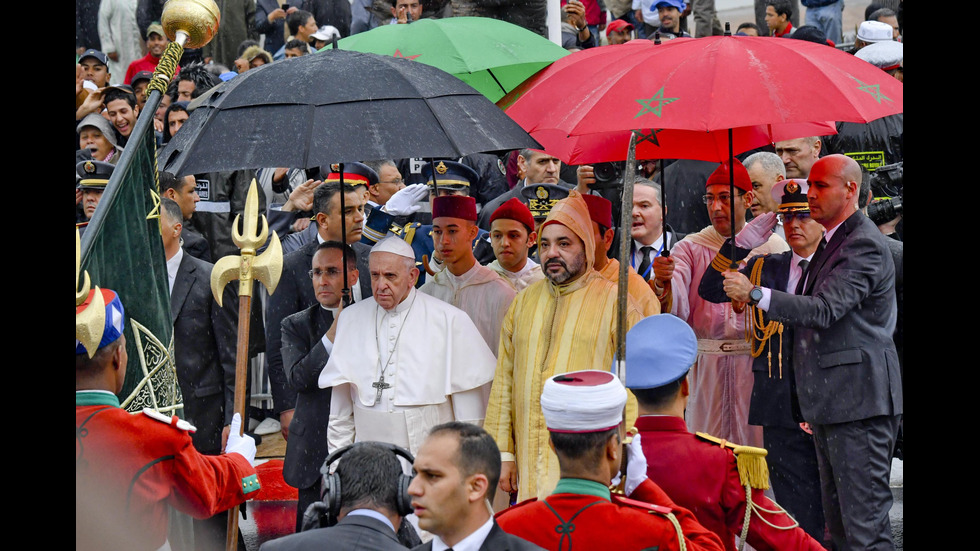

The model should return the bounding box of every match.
[260,442,415,550]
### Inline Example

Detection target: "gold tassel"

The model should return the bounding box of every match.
[733,445,771,490]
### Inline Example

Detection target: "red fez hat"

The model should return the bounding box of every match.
[490,197,535,231]
[582,194,613,229]
[706,159,751,192]
[432,195,477,221]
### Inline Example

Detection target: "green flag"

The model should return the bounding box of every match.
[80,125,183,415]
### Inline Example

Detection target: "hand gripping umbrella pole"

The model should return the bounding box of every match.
[211,181,283,550]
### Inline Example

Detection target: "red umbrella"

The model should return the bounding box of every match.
[524,121,835,164]
[500,35,901,163]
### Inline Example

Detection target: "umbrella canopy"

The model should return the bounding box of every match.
[500,36,901,163]
[159,49,540,176]
[523,121,836,164]
[336,17,569,102]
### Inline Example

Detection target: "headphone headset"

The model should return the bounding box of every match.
[304,442,415,531]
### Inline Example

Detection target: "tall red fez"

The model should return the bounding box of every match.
[490,198,535,231]
[432,195,477,221]
[706,159,752,192]
[582,194,613,229]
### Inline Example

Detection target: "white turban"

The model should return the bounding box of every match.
[540,370,627,433]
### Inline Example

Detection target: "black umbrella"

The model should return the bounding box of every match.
[159,49,540,175]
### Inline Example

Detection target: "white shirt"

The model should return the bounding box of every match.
[319,305,338,355]
[431,517,495,551]
[166,246,183,295]
[758,250,816,311]
[631,0,660,27]
[488,258,544,292]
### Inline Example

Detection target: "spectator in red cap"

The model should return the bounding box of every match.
[488,198,543,291]
[606,19,635,44]
[653,158,788,451]
[420,196,516,356]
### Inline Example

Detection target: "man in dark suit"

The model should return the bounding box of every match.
[698,179,826,542]
[259,442,409,551]
[161,171,211,262]
[722,154,902,551]
[161,198,241,549]
[266,181,371,442]
[409,422,545,551]
[280,241,359,530]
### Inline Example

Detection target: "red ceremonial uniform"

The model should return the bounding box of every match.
[496,477,725,551]
[76,391,260,551]
[636,415,823,551]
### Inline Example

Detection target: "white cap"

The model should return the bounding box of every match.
[540,371,627,433]
[311,25,341,42]
[855,40,903,70]
[857,20,893,43]
[371,236,415,259]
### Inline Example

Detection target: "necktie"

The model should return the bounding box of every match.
[796,238,825,294]
[636,246,653,281]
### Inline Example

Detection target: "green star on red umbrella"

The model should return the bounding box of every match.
[634,87,678,119]
[850,76,891,104]
[393,49,421,60]
[633,128,663,146]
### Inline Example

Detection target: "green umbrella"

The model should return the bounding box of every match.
[336,17,569,102]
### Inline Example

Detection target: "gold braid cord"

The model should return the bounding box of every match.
[745,258,784,379]
[664,510,687,551]
[146,41,185,96]
[144,42,183,233]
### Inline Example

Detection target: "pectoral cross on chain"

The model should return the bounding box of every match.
[372,372,392,402]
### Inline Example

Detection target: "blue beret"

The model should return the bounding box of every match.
[624,314,697,389]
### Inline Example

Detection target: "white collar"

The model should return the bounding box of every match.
[344,509,394,532]
[823,218,845,244]
[431,517,494,551]
[385,287,417,315]
[633,233,664,252]
[167,247,183,283]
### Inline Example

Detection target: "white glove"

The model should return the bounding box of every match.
[625,432,648,496]
[381,183,428,216]
[735,212,778,250]
[224,413,257,466]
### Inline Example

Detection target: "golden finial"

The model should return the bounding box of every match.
[161,0,221,49]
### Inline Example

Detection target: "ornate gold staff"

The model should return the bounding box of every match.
[211,180,283,550]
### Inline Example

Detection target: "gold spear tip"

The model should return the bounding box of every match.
[162,0,221,49]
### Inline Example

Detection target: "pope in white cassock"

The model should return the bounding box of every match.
[319,236,497,454]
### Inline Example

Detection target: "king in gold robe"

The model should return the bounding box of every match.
[484,191,643,501]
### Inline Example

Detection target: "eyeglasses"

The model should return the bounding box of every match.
[308,268,341,279]
[379,178,405,185]
[778,212,811,223]
[702,193,743,206]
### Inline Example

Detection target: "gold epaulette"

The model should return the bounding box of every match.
[389,223,404,237]
[695,432,770,490]
[403,223,419,245]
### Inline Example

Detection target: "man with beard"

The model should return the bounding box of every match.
[485,190,643,501]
